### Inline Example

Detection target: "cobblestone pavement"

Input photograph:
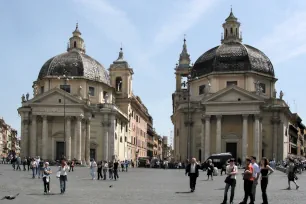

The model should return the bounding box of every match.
[0,164,305,204]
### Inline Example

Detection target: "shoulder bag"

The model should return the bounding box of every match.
[224,167,234,184]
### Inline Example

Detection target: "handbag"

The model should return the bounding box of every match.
[56,171,60,178]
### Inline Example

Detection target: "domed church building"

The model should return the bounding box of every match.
[172,10,293,163]
[18,24,151,164]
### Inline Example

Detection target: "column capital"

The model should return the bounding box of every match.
[42,115,48,120]
[242,114,249,119]
[254,114,260,120]
[204,115,211,120]
[271,117,280,124]
[32,115,37,119]
[102,121,110,127]
[216,115,222,120]
[76,115,84,121]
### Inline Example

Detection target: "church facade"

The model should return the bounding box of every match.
[172,11,300,163]
[18,24,151,164]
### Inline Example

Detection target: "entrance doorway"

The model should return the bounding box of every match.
[56,142,64,160]
[226,142,237,160]
[198,149,202,162]
[90,149,96,161]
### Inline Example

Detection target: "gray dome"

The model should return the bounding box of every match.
[38,50,110,85]
[192,42,274,77]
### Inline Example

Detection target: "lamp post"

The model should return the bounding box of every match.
[58,73,73,159]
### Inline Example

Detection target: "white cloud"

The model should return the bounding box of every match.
[256,11,306,64]
[151,0,218,57]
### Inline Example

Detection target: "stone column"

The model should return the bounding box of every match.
[253,115,260,160]
[19,112,25,156]
[271,117,280,160]
[201,117,205,162]
[102,114,109,161]
[42,115,48,159]
[81,124,86,164]
[76,116,82,162]
[109,114,116,161]
[204,115,211,160]
[242,114,248,163]
[85,118,91,165]
[216,115,222,153]
[30,115,37,157]
[66,117,72,160]
[21,112,30,157]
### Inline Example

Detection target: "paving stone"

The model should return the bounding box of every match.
[0,165,305,204]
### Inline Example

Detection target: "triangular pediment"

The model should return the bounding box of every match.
[26,88,84,105]
[203,85,264,104]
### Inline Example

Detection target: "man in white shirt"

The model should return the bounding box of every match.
[185,158,200,192]
[251,156,260,202]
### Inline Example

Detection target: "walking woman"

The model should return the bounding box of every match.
[239,158,254,204]
[90,159,97,180]
[57,160,69,194]
[260,157,274,204]
[30,158,37,178]
[42,162,52,194]
[221,158,238,204]
[206,159,214,180]
[286,157,299,190]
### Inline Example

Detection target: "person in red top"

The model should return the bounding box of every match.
[239,158,254,204]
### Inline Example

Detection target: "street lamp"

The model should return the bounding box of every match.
[58,73,73,159]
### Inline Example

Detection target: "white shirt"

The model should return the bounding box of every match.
[190,163,196,173]
[252,163,260,178]
[58,165,69,176]
[226,165,238,179]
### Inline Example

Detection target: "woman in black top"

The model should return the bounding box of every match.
[260,157,274,204]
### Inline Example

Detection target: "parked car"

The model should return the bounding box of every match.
[201,153,233,171]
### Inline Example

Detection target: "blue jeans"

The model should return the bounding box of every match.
[32,168,36,178]
[59,175,67,193]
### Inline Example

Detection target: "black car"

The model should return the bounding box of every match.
[201,153,232,170]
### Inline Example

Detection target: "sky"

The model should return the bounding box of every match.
[1,0,306,143]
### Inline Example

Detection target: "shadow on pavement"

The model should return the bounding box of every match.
[27,193,61,196]
[175,191,193,194]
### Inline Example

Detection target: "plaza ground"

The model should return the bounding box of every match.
[0,165,305,204]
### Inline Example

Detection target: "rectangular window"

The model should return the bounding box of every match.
[103,91,108,101]
[40,86,44,94]
[89,86,95,96]
[199,85,206,95]
[227,81,237,86]
[259,83,266,93]
[126,125,128,132]
[60,85,71,93]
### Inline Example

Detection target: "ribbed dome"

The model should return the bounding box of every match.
[192,42,274,77]
[38,50,110,85]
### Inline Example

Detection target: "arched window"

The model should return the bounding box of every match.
[115,133,117,140]
[225,29,228,37]
[115,77,123,92]
[230,27,233,34]
[74,41,77,48]
[120,137,123,143]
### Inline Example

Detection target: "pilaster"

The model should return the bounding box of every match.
[204,115,211,160]
[30,115,37,157]
[216,115,222,153]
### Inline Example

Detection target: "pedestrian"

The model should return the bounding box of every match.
[97,161,103,180]
[221,158,238,204]
[57,159,69,194]
[23,157,27,171]
[109,161,114,179]
[30,158,37,178]
[239,158,254,204]
[27,157,31,171]
[250,156,260,202]
[206,159,214,180]
[260,157,274,204]
[103,161,108,180]
[16,156,21,171]
[42,162,52,194]
[286,157,299,190]
[38,159,44,179]
[90,159,97,180]
[185,157,200,192]
[69,159,75,172]
[113,160,119,180]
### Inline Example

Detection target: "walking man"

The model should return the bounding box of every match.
[185,158,200,192]
[251,156,260,202]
